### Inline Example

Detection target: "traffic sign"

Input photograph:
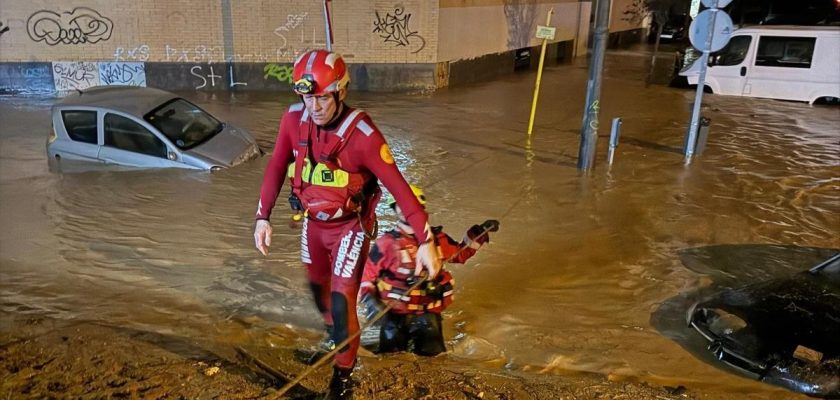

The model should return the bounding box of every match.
[689,9,734,52]
[701,0,733,8]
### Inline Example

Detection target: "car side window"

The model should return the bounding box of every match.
[104,113,167,158]
[61,110,98,144]
[709,35,752,66]
[755,36,815,69]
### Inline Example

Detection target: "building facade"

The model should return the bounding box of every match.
[0,0,645,94]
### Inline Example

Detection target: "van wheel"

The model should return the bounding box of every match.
[703,85,713,94]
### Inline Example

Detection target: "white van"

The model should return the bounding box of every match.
[680,25,840,104]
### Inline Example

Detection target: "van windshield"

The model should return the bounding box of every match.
[145,99,222,150]
[710,35,752,66]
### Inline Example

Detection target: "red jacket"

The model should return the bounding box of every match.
[256,103,431,240]
[361,225,485,314]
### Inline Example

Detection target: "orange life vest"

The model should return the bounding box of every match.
[375,232,455,314]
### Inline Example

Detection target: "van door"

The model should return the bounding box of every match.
[98,112,184,168]
[706,35,753,96]
[744,35,817,102]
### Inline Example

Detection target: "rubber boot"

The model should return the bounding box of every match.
[324,365,355,400]
[319,324,336,352]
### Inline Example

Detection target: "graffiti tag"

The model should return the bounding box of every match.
[166,44,222,62]
[98,62,146,86]
[27,7,113,45]
[190,65,246,90]
[53,61,100,91]
[263,64,294,83]
[0,21,9,37]
[273,12,308,36]
[113,45,150,61]
[372,7,426,54]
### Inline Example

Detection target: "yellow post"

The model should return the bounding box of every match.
[527,8,555,137]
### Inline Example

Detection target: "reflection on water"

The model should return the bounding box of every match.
[1,49,838,398]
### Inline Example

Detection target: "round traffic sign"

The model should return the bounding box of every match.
[689,9,734,52]
[701,0,734,8]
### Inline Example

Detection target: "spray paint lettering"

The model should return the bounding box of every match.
[263,64,294,83]
[113,45,150,62]
[372,6,426,54]
[98,62,146,86]
[53,61,99,91]
[273,12,308,37]
[190,65,246,90]
[27,7,113,45]
[588,100,600,130]
[166,45,222,62]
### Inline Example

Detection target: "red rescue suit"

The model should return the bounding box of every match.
[360,224,486,356]
[360,226,484,314]
[256,103,431,369]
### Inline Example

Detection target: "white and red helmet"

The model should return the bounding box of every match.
[292,49,350,95]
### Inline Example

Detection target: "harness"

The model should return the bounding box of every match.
[375,232,455,314]
[286,106,379,228]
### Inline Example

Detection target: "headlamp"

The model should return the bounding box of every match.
[294,78,315,95]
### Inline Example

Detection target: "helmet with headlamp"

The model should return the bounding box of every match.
[292,49,350,96]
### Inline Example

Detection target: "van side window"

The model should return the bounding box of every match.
[61,110,98,144]
[755,36,815,68]
[104,113,167,158]
[709,36,751,66]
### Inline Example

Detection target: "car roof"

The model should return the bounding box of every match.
[734,25,840,36]
[54,86,179,116]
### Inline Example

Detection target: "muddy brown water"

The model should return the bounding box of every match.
[1,48,838,398]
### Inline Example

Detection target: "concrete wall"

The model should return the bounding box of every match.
[0,0,589,94]
[609,0,647,33]
[438,0,588,62]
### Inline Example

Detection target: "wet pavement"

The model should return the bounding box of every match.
[1,46,838,398]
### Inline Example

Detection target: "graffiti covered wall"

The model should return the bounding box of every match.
[0,0,437,64]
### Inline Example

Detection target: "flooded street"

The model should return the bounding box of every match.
[2,48,838,398]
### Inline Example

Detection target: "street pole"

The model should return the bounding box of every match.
[578,0,611,171]
[684,4,719,163]
[323,0,334,51]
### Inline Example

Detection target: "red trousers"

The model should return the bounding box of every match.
[301,214,373,369]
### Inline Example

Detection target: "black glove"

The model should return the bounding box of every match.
[480,219,500,233]
[360,293,384,321]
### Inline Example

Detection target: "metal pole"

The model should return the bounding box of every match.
[323,0,334,51]
[607,117,621,165]
[578,0,611,171]
[527,8,554,137]
[684,2,719,163]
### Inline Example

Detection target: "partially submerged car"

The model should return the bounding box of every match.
[48,86,261,171]
[687,253,840,398]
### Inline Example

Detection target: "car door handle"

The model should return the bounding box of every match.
[740,66,747,76]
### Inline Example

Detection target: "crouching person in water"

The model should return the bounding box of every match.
[359,185,499,356]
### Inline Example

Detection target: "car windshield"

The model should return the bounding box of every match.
[144,99,222,150]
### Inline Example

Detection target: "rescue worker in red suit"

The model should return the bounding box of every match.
[252,49,442,399]
[359,185,500,356]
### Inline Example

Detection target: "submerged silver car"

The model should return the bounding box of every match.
[47,86,261,171]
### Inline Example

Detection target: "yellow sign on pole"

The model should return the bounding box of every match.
[527,8,554,137]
